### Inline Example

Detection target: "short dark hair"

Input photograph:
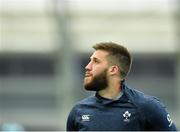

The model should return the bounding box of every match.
[93,42,132,79]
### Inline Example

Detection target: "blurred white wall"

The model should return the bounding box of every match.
[0,0,177,54]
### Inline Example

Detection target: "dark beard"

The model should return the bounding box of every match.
[84,69,108,91]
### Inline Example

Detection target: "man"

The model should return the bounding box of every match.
[66,42,177,131]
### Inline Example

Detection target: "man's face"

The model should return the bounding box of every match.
[83,50,109,91]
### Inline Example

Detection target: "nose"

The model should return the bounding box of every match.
[85,61,92,71]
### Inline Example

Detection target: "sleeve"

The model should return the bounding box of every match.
[144,98,177,131]
[66,106,78,131]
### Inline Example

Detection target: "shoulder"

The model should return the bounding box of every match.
[124,85,161,108]
[69,95,96,112]
[78,95,97,104]
[124,86,167,117]
[67,95,96,124]
[67,95,95,119]
[74,95,97,108]
[124,86,177,130]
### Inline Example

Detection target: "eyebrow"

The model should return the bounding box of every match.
[90,57,100,62]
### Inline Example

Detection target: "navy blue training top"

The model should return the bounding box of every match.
[66,84,177,131]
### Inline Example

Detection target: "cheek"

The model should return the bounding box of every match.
[92,67,105,75]
[92,66,102,73]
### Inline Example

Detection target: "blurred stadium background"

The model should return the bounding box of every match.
[0,0,180,130]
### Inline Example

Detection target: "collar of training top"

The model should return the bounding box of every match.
[95,80,125,105]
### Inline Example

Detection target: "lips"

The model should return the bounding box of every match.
[85,74,91,77]
[85,72,92,77]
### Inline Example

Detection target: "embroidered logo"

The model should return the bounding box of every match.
[123,111,131,122]
[167,114,173,127]
[82,114,90,121]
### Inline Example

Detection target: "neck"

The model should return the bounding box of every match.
[98,80,122,100]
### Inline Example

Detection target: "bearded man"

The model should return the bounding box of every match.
[66,42,177,131]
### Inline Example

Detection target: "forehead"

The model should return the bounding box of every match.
[90,50,109,60]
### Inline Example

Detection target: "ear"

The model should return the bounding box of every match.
[108,65,119,75]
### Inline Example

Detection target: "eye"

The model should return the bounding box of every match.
[93,58,99,63]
